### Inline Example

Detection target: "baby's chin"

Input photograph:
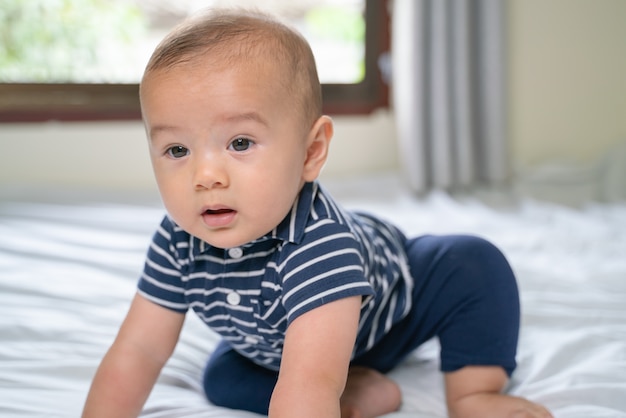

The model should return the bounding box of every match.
[190,226,265,251]
[172,211,274,250]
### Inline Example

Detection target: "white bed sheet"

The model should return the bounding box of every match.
[1,179,625,418]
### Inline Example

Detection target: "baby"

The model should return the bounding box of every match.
[83,8,552,418]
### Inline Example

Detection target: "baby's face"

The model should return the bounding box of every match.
[141,59,314,249]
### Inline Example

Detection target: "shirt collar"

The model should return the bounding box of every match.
[264,181,316,244]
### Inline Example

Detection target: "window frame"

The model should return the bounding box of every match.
[0,0,389,123]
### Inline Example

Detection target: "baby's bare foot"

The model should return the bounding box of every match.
[340,366,401,418]
[449,393,553,418]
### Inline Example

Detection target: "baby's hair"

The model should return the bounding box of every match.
[142,8,322,126]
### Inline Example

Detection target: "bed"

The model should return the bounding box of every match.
[1,175,625,418]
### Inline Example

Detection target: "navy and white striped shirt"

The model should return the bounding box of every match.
[138,181,414,371]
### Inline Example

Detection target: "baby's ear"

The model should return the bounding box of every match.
[302,116,333,182]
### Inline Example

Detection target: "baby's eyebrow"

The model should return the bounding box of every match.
[148,125,179,139]
[224,111,269,127]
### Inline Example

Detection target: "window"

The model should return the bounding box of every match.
[0,0,389,122]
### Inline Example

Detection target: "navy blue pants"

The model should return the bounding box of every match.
[203,235,520,414]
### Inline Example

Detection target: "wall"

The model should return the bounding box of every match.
[508,0,626,168]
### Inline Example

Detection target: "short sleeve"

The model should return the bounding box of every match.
[279,221,375,324]
[137,217,189,313]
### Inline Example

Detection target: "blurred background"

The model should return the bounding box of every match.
[0,0,624,205]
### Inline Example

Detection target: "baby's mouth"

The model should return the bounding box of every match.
[205,208,234,215]
[202,207,237,227]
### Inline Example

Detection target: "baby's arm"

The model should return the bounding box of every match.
[82,293,185,418]
[445,366,553,418]
[269,295,362,418]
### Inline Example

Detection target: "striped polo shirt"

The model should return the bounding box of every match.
[138,181,414,371]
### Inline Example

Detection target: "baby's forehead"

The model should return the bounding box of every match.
[189,47,292,89]
[142,54,300,118]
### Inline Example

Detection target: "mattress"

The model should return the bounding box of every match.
[1,178,625,417]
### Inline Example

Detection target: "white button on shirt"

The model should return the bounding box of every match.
[226,291,241,306]
[228,247,243,259]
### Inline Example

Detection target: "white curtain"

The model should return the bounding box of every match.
[392,0,508,192]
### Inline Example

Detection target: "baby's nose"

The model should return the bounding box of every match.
[193,156,228,190]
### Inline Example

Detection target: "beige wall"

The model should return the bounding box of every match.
[508,0,626,168]
[1,0,625,194]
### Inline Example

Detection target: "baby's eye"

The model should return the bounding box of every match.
[229,137,252,152]
[166,145,189,159]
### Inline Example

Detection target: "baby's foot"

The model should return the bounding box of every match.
[449,393,553,418]
[340,366,401,418]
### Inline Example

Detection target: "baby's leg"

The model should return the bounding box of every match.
[340,366,401,418]
[203,341,278,414]
[416,236,552,417]
[445,366,553,418]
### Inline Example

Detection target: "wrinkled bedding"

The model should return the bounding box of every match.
[1,180,625,417]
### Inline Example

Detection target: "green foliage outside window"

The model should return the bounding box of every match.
[0,1,365,84]
[0,0,145,82]
[306,5,366,82]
